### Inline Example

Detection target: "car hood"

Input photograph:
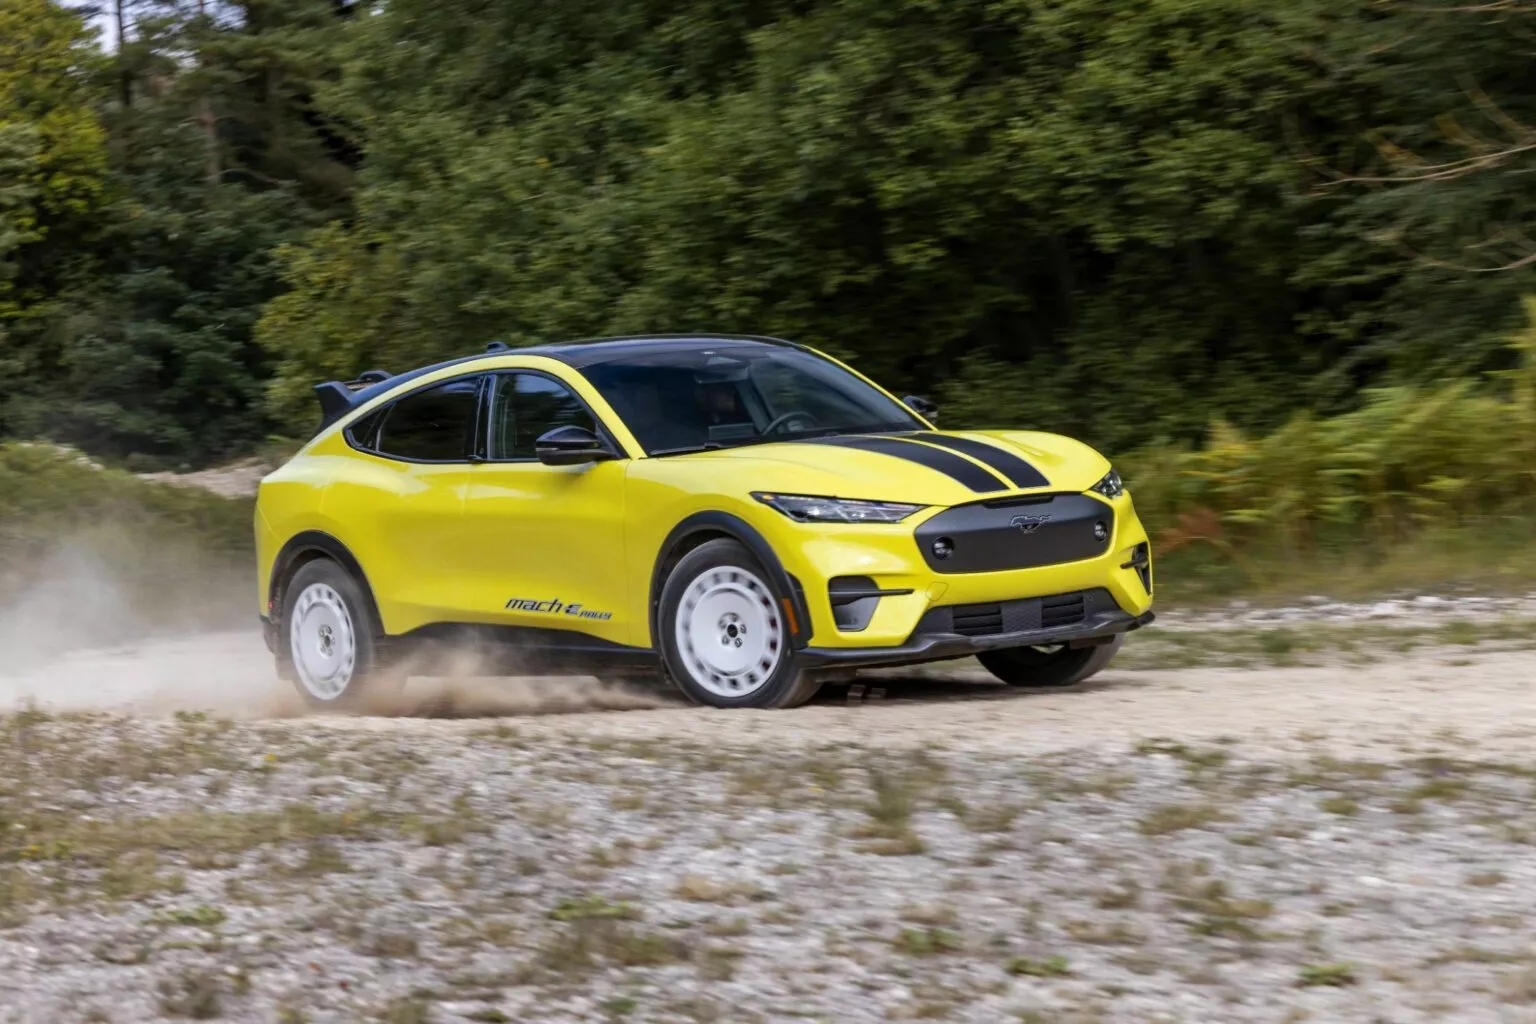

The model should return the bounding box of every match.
[662,430,1111,507]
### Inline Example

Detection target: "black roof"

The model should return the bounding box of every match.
[313,334,803,429]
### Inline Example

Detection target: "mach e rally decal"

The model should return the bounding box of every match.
[503,597,614,621]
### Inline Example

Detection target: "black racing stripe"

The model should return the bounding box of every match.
[804,436,1008,493]
[911,433,1050,489]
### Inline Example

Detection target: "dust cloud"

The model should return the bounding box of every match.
[0,537,667,719]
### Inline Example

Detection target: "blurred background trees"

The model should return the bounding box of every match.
[2,0,1534,467]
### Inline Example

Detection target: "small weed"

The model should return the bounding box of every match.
[1410,776,1471,802]
[294,839,349,875]
[464,1010,512,1023]
[1319,796,1360,816]
[1006,955,1071,977]
[1062,919,1144,945]
[156,969,223,1019]
[153,905,226,928]
[1138,802,1227,835]
[1298,963,1357,987]
[894,927,962,955]
[381,998,432,1024]
[674,875,745,903]
[1094,880,1142,910]
[850,768,926,854]
[550,894,640,922]
[696,944,746,981]
[360,929,419,959]
[540,919,687,971]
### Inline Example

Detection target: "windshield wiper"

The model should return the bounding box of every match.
[649,442,727,457]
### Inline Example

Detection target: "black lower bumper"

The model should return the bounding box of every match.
[798,608,1154,671]
[260,614,278,654]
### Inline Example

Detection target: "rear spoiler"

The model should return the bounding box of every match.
[313,369,393,431]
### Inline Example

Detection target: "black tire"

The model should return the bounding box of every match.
[657,538,821,709]
[278,559,406,711]
[978,635,1123,688]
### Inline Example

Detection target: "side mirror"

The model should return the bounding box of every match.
[903,394,939,423]
[534,425,618,466]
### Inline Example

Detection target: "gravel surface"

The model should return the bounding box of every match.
[1157,593,1536,631]
[1,615,1535,1023]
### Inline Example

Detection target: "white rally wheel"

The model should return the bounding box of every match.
[288,581,358,701]
[673,565,784,699]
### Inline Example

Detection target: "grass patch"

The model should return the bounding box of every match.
[851,767,926,855]
[1318,795,1360,816]
[1137,803,1228,836]
[893,927,962,956]
[549,894,641,922]
[1297,963,1357,988]
[1006,955,1071,978]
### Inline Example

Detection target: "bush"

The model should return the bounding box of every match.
[1119,316,1536,597]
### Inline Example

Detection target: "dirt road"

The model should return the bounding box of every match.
[3,629,1532,762]
[3,631,1535,1023]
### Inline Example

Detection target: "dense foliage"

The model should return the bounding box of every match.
[2,0,1534,466]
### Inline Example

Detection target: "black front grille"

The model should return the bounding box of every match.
[913,588,1113,640]
[913,493,1114,574]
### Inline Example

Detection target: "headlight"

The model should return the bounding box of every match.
[752,492,926,524]
[1090,469,1124,500]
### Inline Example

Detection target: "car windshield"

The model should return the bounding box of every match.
[580,345,922,456]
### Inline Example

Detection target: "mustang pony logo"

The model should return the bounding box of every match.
[1008,514,1053,534]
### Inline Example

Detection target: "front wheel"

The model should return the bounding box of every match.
[978,635,1123,688]
[658,539,821,709]
[280,559,405,711]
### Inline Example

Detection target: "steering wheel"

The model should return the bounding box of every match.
[762,410,822,435]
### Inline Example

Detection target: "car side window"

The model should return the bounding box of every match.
[490,373,598,460]
[372,378,481,462]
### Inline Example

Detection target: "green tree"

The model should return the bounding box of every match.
[0,0,110,434]
[261,0,1397,449]
[3,0,355,464]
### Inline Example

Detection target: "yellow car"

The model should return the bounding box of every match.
[256,335,1153,709]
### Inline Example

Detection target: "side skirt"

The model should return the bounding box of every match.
[381,623,659,677]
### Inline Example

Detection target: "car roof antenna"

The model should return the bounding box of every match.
[486,340,511,353]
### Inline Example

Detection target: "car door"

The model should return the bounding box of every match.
[460,370,631,647]
[322,374,484,634]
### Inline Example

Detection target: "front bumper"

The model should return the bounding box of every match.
[778,490,1153,649]
[799,598,1154,670]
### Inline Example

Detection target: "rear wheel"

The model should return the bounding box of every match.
[978,635,1123,688]
[658,539,821,709]
[280,559,405,711]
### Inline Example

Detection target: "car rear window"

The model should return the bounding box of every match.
[372,378,481,462]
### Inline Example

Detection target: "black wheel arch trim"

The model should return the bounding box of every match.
[650,511,814,650]
[267,531,384,634]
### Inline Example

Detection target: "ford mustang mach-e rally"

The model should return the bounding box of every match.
[256,335,1153,709]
